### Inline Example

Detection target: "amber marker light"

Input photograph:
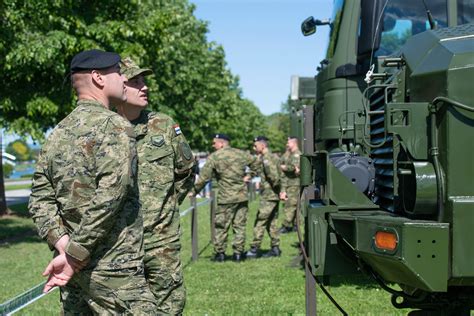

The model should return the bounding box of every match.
[374,230,398,251]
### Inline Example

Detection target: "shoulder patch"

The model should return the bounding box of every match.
[179,142,193,161]
[150,135,165,147]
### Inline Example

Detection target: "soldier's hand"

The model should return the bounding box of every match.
[54,234,70,254]
[54,235,88,270]
[188,191,195,198]
[42,253,77,293]
[243,175,251,183]
[280,164,287,171]
[280,192,288,201]
[295,165,300,175]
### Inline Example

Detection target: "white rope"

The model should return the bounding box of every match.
[179,198,211,217]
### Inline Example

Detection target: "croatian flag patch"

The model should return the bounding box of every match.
[173,124,182,135]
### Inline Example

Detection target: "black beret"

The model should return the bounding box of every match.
[254,136,268,142]
[214,133,230,141]
[70,49,121,73]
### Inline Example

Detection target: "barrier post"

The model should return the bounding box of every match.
[305,263,317,315]
[210,190,216,243]
[191,195,199,261]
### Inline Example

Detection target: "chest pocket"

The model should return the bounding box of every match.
[142,143,174,186]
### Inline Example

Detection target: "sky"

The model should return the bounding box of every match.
[191,0,333,115]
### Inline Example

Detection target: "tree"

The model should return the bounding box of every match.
[3,163,14,179]
[280,95,313,114]
[6,139,32,161]
[0,0,266,150]
[266,113,289,153]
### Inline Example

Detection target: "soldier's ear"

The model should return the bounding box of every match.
[91,70,106,88]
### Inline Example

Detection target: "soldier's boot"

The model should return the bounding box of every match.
[263,246,282,258]
[232,252,243,262]
[278,226,292,234]
[245,247,259,259]
[213,252,225,262]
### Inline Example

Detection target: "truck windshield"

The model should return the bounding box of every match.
[326,0,345,59]
[374,0,448,57]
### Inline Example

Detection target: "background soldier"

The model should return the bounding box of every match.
[279,136,301,233]
[246,136,282,258]
[116,58,195,315]
[28,49,157,314]
[193,134,257,262]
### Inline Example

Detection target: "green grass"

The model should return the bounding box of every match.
[5,183,32,191]
[1,199,409,315]
[0,203,33,241]
[0,203,61,315]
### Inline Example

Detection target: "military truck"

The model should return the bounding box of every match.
[295,0,474,314]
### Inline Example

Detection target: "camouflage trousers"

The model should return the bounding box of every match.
[60,265,158,315]
[282,186,300,228]
[144,240,185,315]
[214,201,248,254]
[250,199,280,249]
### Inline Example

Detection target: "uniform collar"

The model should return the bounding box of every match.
[76,99,109,111]
[131,111,150,137]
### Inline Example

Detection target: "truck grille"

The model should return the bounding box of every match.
[369,86,395,212]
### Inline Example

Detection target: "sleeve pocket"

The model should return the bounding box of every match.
[145,145,174,162]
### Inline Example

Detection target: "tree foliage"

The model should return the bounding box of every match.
[0,0,267,150]
[6,139,33,161]
[265,113,289,153]
[2,163,14,179]
[280,95,313,114]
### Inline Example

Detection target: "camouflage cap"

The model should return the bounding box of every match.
[120,57,153,80]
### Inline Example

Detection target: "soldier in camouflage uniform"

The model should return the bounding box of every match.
[28,49,158,315]
[246,136,282,258]
[192,134,257,262]
[279,136,302,233]
[116,58,196,315]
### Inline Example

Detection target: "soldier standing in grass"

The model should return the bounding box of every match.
[116,57,195,315]
[279,136,302,233]
[246,136,282,258]
[192,134,257,262]
[28,49,158,314]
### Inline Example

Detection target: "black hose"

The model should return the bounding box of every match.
[295,187,348,316]
[429,96,473,222]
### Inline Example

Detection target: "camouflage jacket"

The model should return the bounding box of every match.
[28,100,144,270]
[132,110,195,248]
[280,149,301,190]
[194,147,257,204]
[258,149,280,201]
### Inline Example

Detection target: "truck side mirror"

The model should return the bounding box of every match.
[302,17,331,37]
[301,16,317,36]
